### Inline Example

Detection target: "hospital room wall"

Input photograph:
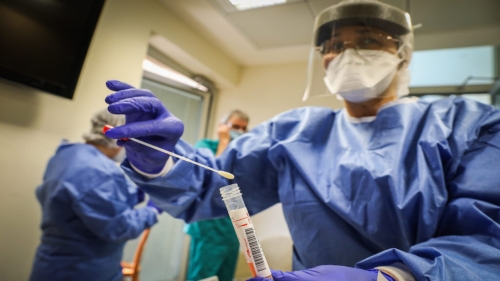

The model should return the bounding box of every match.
[0,0,239,280]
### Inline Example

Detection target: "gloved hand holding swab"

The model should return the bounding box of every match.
[102,125,235,180]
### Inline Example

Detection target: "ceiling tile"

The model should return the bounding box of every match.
[306,0,341,15]
[226,2,315,48]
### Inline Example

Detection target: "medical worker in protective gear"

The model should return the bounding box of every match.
[29,109,160,281]
[185,110,249,281]
[103,0,500,280]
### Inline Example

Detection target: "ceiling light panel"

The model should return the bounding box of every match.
[229,0,286,11]
[210,0,302,13]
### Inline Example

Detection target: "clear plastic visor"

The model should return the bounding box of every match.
[303,25,401,101]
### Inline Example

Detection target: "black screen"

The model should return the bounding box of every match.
[0,0,105,99]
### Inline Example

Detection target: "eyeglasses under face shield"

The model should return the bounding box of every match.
[316,27,401,56]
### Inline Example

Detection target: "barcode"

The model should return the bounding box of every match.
[244,227,267,272]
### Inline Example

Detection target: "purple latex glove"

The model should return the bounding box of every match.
[246,266,396,281]
[104,80,184,174]
[147,200,163,214]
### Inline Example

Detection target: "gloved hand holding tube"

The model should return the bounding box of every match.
[104,80,184,175]
[246,266,396,281]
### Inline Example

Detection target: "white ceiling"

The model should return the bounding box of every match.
[159,0,500,66]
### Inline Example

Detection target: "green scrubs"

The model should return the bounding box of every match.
[185,139,240,281]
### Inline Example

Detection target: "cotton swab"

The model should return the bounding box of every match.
[102,125,235,180]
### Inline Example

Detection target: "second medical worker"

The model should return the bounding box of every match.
[30,109,160,281]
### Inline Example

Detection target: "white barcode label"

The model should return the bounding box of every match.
[229,208,272,278]
[242,226,267,272]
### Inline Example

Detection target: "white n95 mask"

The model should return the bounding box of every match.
[323,49,402,103]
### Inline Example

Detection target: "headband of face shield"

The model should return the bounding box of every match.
[83,109,125,148]
[303,0,414,102]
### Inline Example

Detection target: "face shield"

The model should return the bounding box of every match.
[303,0,414,102]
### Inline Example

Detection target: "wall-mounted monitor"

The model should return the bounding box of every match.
[0,0,105,99]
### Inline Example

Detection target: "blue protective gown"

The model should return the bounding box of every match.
[123,97,500,280]
[30,143,158,281]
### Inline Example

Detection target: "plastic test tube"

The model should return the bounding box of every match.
[220,184,273,279]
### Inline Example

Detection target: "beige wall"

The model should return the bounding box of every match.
[0,1,238,280]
